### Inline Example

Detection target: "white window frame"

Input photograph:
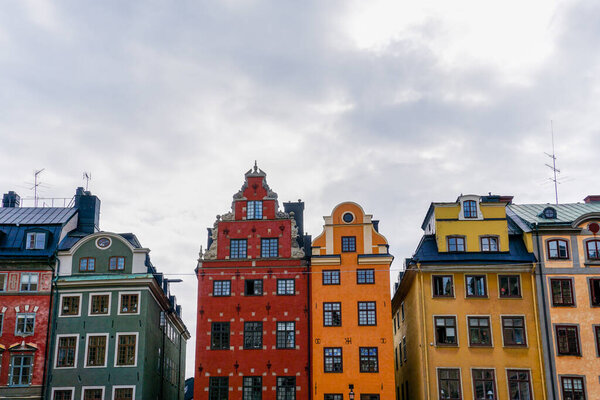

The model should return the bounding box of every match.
[112,385,136,400]
[51,387,75,400]
[54,334,79,369]
[84,333,110,368]
[15,313,36,336]
[59,293,82,317]
[25,232,46,250]
[20,272,39,292]
[0,272,7,291]
[88,292,112,317]
[114,332,139,368]
[81,386,105,400]
[0,312,4,336]
[117,291,141,316]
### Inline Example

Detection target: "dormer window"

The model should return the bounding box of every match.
[247,201,263,220]
[542,207,557,219]
[447,236,465,252]
[25,232,46,250]
[463,200,477,218]
[480,236,499,252]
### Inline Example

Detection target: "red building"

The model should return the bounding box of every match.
[194,165,310,400]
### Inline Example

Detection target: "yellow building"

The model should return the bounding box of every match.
[311,202,395,400]
[509,196,600,399]
[392,195,546,400]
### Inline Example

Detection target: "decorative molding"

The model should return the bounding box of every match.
[204,219,219,260]
[290,217,304,259]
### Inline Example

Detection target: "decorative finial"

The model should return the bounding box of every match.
[253,160,258,172]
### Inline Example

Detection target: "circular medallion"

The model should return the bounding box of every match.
[342,212,354,223]
[96,237,111,249]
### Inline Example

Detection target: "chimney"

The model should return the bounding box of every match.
[284,200,305,248]
[74,187,100,233]
[2,191,20,208]
[584,195,600,204]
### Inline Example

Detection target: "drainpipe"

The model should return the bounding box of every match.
[418,264,430,400]
[177,329,182,400]
[530,264,547,400]
[306,261,312,400]
[43,256,61,400]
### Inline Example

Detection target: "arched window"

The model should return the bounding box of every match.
[547,239,569,259]
[463,200,477,218]
[586,240,600,260]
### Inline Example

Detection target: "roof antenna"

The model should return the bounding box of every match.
[32,168,45,207]
[253,160,258,172]
[544,120,560,205]
[83,171,92,191]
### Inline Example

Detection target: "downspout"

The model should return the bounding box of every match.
[160,313,166,400]
[43,255,60,400]
[418,264,430,400]
[177,328,182,400]
[306,260,312,400]
[530,264,547,400]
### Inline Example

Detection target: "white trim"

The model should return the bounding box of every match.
[0,272,7,292]
[81,386,105,400]
[54,334,79,369]
[59,293,82,317]
[111,385,136,400]
[458,195,483,221]
[465,314,494,348]
[432,314,459,347]
[435,366,463,400]
[95,236,113,250]
[117,291,141,316]
[469,367,498,400]
[84,333,110,368]
[499,314,529,348]
[50,387,75,399]
[114,332,139,368]
[341,211,356,224]
[88,292,112,317]
[504,368,535,400]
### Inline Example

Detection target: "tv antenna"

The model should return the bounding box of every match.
[32,168,45,207]
[544,121,560,204]
[83,172,92,191]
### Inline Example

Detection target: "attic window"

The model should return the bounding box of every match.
[247,201,263,220]
[25,232,46,250]
[463,200,478,218]
[542,207,557,219]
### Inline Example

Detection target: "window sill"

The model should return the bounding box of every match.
[465,296,488,299]
[551,304,576,307]
[503,345,528,348]
[435,344,458,348]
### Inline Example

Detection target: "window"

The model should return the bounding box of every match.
[114,387,134,400]
[357,269,374,284]
[464,200,477,218]
[119,293,139,314]
[325,395,343,400]
[480,236,498,252]
[472,369,496,400]
[277,279,295,295]
[586,240,600,260]
[547,239,569,259]
[0,313,3,335]
[209,377,229,400]
[247,201,263,220]
[507,370,532,400]
[230,239,247,259]
[323,302,341,327]
[276,377,295,400]
[323,270,340,285]
[433,275,454,297]
[276,322,295,349]
[0,273,6,291]
[109,256,125,270]
[244,322,263,349]
[25,232,46,249]
[60,295,80,316]
[360,396,380,400]
[86,335,107,367]
[358,302,377,326]
[551,279,574,306]
[402,337,407,362]
[56,336,77,368]
[556,325,580,356]
[401,302,405,321]
[499,275,521,298]
[79,258,95,272]
[466,275,487,297]
[82,389,103,400]
[9,355,33,386]
[243,376,261,400]
[53,390,73,400]
[447,236,465,252]
[213,280,231,297]
[20,273,38,292]
[15,313,35,336]
[90,294,110,315]
[211,322,230,350]
[116,334,137,366]
[561,377,586,400]
[435,316,457,345]
[342,236,356,252]
[324,347,342,372]
[438,368,461,400]
[359,347,378,372]
[245,280,263,296]
[595,326,600,356]
[261,238,278,258]
[468,317,492,346]
[502,317,526,346]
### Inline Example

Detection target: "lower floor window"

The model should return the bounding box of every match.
[209,377,229,400]
[9,354,33,386]
[243,376,262,400]
[114,387,134,400]
[561,376,586,400]
[83,389,103,400]
[276,376,295,400]
[438,368,461,400]
[53,390,73,400]
[507,370,532,400]
[325,395,343,400]
[360,395,380,400]
[472,369,496,400]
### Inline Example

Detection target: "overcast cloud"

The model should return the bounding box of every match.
[1,0,599,377]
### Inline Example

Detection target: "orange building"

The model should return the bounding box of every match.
[310,202,395,400]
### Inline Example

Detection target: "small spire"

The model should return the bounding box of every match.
[253,160,258,172]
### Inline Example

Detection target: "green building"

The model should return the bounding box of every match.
[47,231,190,400]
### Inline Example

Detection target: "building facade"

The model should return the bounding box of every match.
[194,165,310,400]
[509,196,600,399]
[392,195,547,400]
[310,202,395,400]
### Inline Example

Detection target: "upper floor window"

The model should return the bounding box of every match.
[547,239,569,259]
[20,273,38,292]
[213,280,231,297]
[434,316,457,345]
[466,275,487,297]
[507,370,532,400]
[586,239,600,260]
[56,335,77,368]
[119,293,139,314]
[90,294,110,315]
[359,347,379,372]
[25,232,46,249]
[109,256,125,271]
[211,322,230,350]
[244,279,263,296]
[556,325,580,356]
[480,236,498,252]
[247,201,263,220]
[324,347,343,372]
[342,236,356,252]
[0,273,6,291]
[561,377,585,400]
[276,321,295,349]
[550,279,574,306]
[437,368,461,400]
[357,269,374,284]
[502,316,526,346]
[472,369,496,400]
[261,238,278,258]
[590,279,600,306]
[277,279,295,295]
[464,200,478,218]
[209,377,229,400]
[432,275,454,297]
[116,333,137,366]
[323,270,340,285]
[9,355,33,386]
[468,316,491,347]
[15,313,35,336]
[244,322,263,349]
[358,302,377,326]
[323,302,341,327]
[276,377,296,400]
[60,295,80,316]
[0,313,4,336]
[53,389,74,400]
[79,257,95,272]
[447,236,465,252]
[499,275,521,298]
[114,388,134,400]
[230,239,247,259]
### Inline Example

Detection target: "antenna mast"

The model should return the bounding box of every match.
[33,168,45,207]
[83,172,91,191]
[544,121,560,204]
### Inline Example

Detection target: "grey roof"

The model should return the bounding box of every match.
[508,203,600,227]
[0,207,77,225]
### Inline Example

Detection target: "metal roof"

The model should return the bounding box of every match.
[0,207,76,225]
[508,203,600,226]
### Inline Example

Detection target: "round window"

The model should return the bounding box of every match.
[342,212,354,223]
[97,237,111,249]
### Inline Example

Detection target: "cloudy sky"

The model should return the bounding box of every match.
[2,0,599,377]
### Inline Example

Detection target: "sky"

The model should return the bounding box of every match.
[1,0,599,378]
